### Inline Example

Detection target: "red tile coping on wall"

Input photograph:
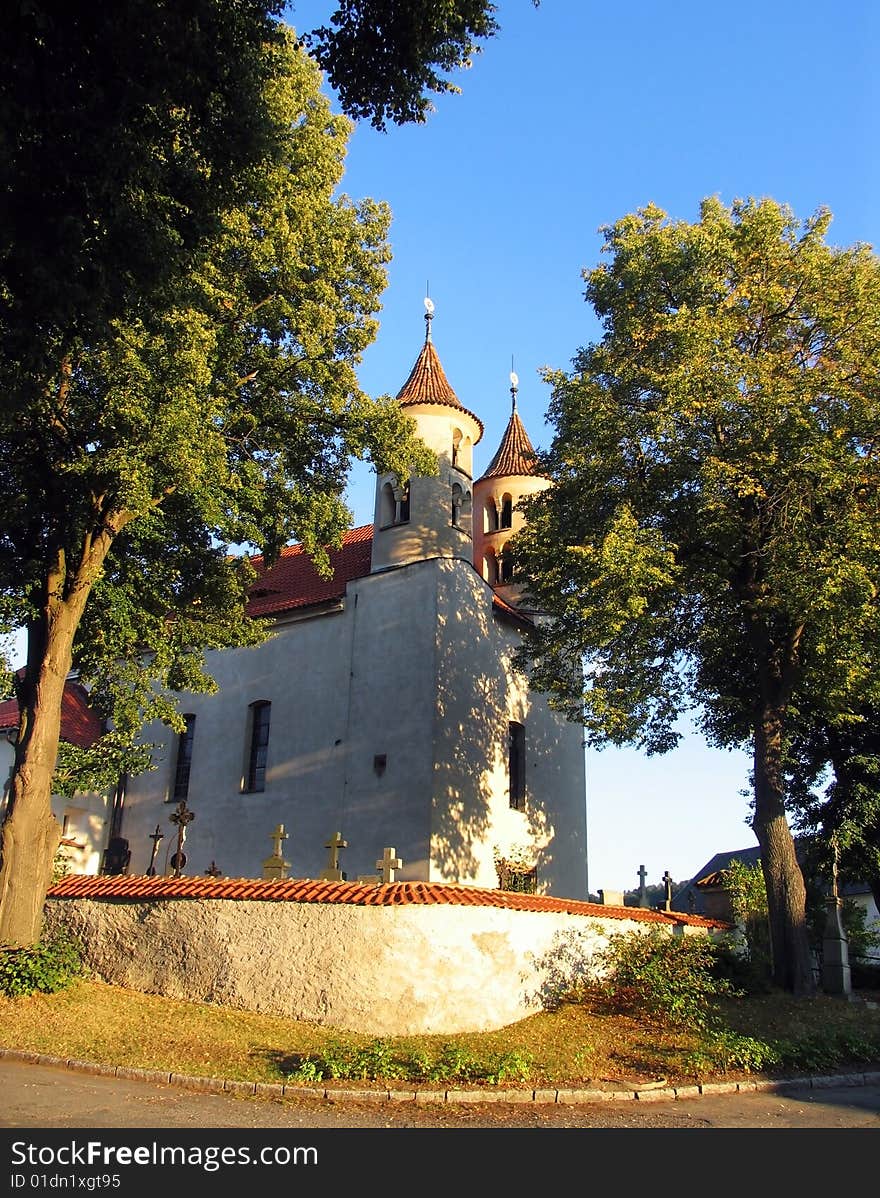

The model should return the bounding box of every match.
[46,874,729,929]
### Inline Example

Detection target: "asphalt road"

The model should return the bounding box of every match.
[2,1059,876,1191]
[1,1057,879,1129]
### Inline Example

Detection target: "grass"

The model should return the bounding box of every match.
[1,977,879,1092]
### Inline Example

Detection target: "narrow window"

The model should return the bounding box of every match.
[501,493,513,529]
[508,721,526,810]
[452,427,462,467]
[246,701,271,793]
[172,714,196,802]
[397,483,410,523]
[499,546,514,584]
[451,482,463,527]
[380,481,396,526]
[485,498,499,532]
[484,548,498,585]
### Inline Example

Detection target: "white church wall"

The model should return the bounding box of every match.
[433,561,588,899]
[1,736,112,876]
[119,562,443,882]
[44,890,705,1035]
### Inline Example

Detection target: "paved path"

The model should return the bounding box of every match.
[1,1057,879,1129]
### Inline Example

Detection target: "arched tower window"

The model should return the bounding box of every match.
[484,548,499,585]
[381,480,410,527]
[451,482,463,527]
[501,493,513,529]
[499,544,514,584]
[452,427,462,468]
[484,498,499,532]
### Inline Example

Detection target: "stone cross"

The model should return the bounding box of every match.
[662,870,674,911]
[262,823,290,881]
[270,824,288,857]
[319,831,348,882]
[169,800,195,878]
[376,847,403,884]
[146,824,164,877]
[637,863,649,908]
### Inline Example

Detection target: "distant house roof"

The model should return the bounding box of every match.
[0,678,102,749]
[672,841,872,915]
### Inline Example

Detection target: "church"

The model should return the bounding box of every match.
[34,307,590,899]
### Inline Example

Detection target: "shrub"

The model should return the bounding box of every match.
[588,928,741,1030]
[0,933,83,997]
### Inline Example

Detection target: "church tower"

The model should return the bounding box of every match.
[473,371,549,607]
[370,300,483,573]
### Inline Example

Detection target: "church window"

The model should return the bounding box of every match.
[380,480,410,527]
[499,545,514,584]
[245,701,271,793]
[171,714,196,802]
[508,721,526,811]
[452,427,462,467]
[484,498,499,532]
[484,548,498,585]
[501,493,513,529]
[451,482,463,527]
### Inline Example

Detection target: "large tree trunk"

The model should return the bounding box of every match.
[0,526,118,946]
[752,702,815,995]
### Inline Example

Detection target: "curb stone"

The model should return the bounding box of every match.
[0,1048,878,1106]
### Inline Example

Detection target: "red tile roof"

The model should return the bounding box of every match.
[245,525,373,619]
[245,524,531,627]
[478,408,545,481]
[396,338,483,441]
[0,679,102,749]
[46,873,729,928]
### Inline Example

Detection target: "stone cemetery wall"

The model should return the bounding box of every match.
[43,885,722,1035]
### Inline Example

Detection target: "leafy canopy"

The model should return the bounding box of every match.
[514,197,880,758]
[0,27,435,785]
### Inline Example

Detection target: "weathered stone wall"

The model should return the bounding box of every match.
[43,896,708,1035]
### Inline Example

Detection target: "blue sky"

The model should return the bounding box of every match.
[282,1,879,894]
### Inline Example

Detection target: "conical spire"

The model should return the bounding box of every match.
[394,299,483,439]
[478,408,541,480]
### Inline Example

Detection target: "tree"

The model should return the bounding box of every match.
[0,23,434,947]
[513,198,880,995]
[787,703,880,913]
[300,0,503,130]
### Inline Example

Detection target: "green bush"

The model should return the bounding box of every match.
[0,933,83,997]
[285,1039,534,1085]
[589,928,741,1030]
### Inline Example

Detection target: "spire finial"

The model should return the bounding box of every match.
[509,357,519,412]
[424,288,434,343]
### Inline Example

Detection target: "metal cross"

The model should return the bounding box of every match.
[169,800,195,878]
[146,825,164,877]
[204,861,222,878]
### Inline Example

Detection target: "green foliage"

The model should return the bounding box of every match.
[513,196,880,992]
[588,928,741,1030]
[722,858,773,984]
[0,934,83,998]
[302,1,503,130]
[285,1039,534,1085]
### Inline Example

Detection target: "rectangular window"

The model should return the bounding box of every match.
[171,714,196,802]
[245,701,271,793]
[508,720,526,810]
